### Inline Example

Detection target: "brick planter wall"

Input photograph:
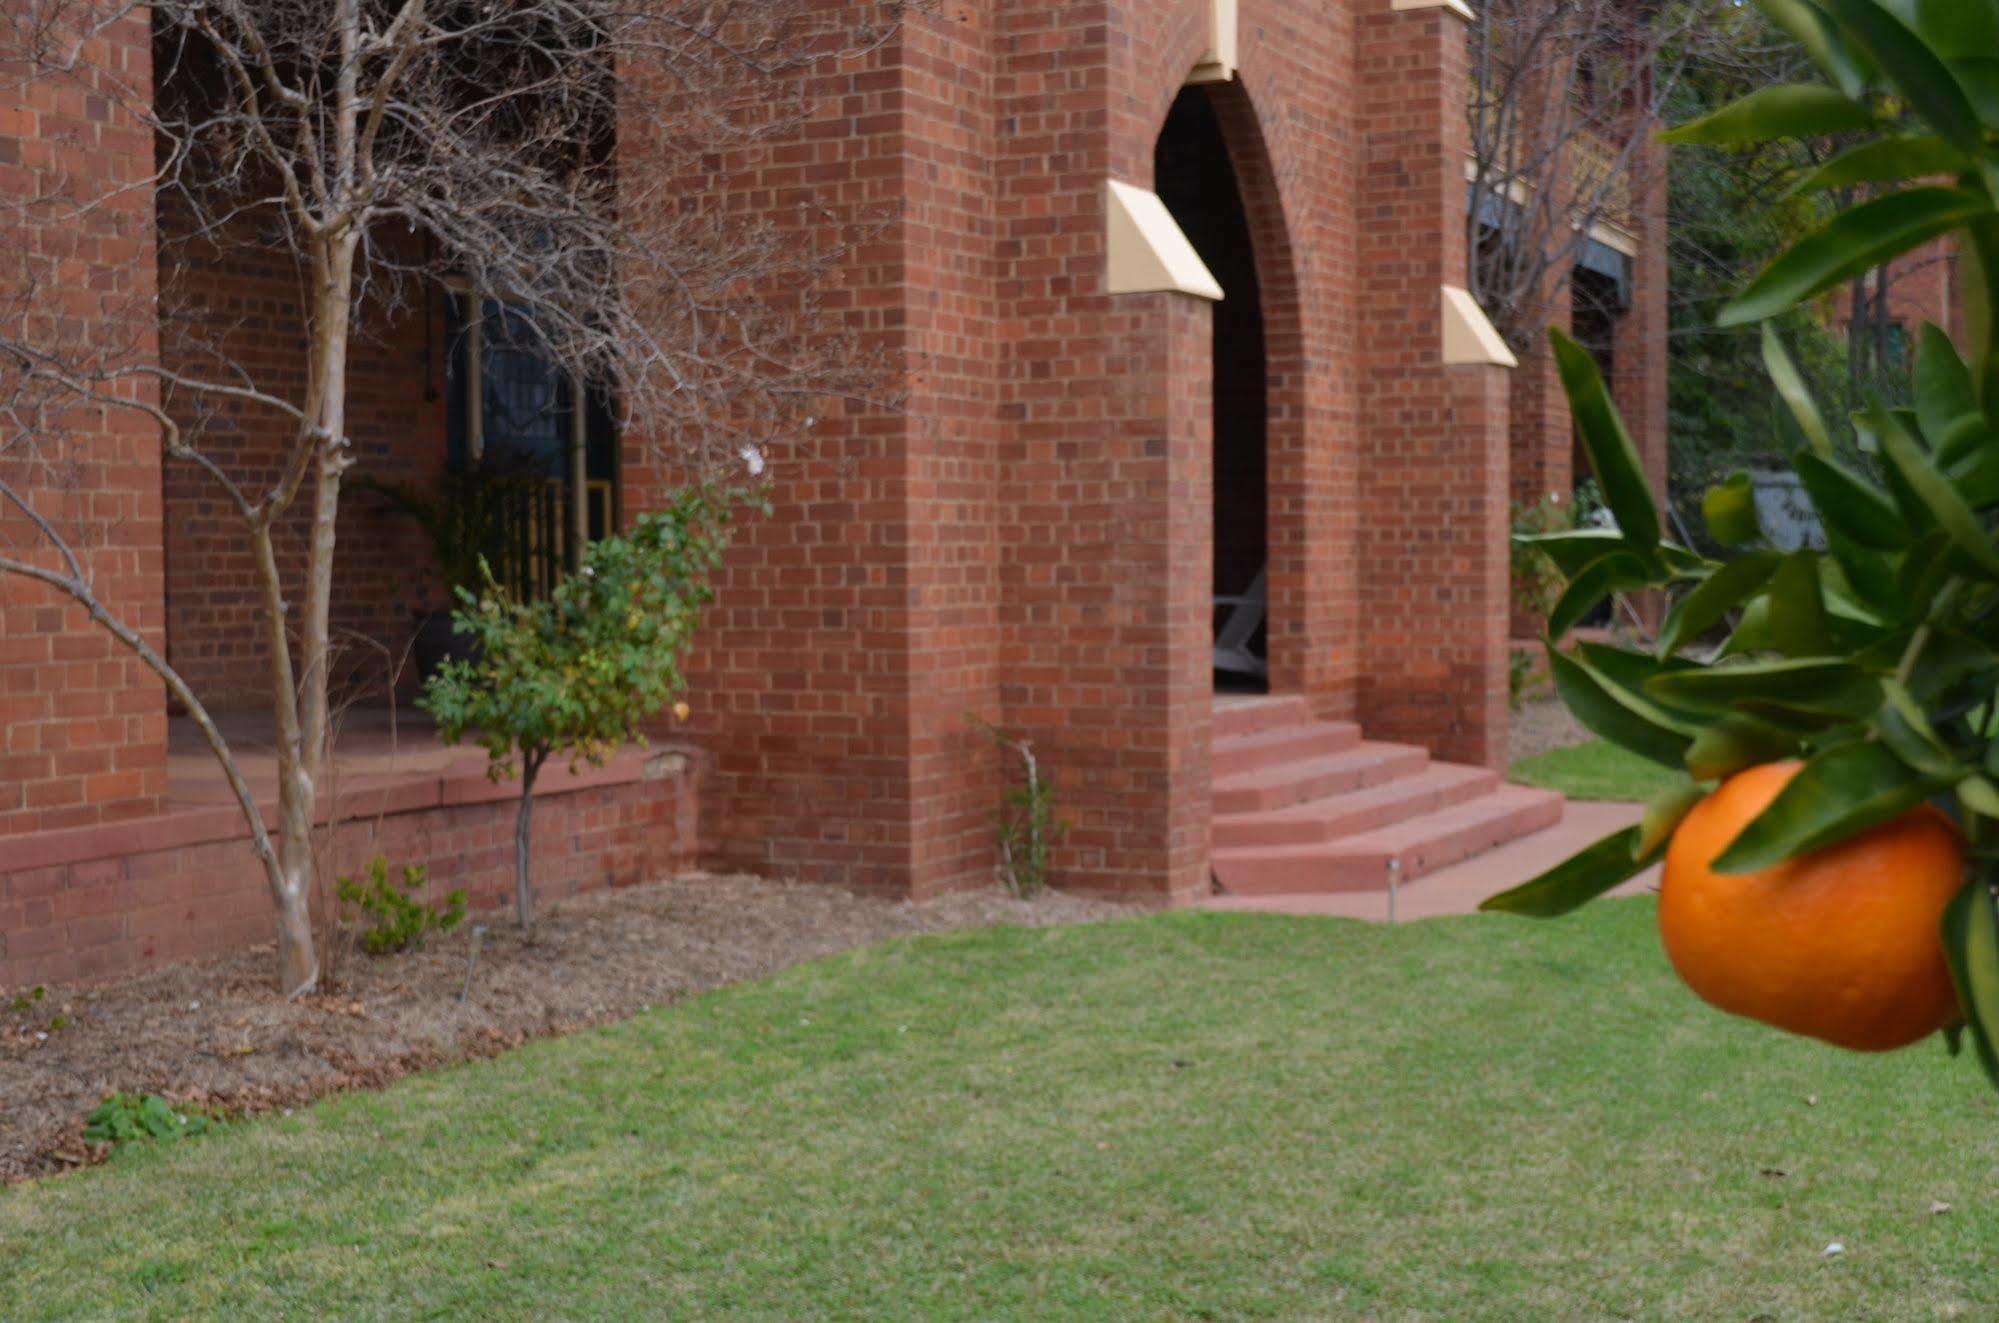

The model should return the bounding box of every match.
[0,754,701,989]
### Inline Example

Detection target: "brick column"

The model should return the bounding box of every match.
[0,14,169,836]
[1355,0,1512,769]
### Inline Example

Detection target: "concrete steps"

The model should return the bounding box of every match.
[1210,696,1564,897]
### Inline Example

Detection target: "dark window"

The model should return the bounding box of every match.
[445,291,618,598]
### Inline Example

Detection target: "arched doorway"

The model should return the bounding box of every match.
[1155,84,1268,694]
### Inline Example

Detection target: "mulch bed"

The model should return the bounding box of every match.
[1,873,1128,1184]
[1508,695,1592,765]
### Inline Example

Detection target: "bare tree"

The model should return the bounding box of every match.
[1467,0,1719,352]
[0,0,897,995]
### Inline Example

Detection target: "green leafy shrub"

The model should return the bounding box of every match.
[422,484,747,928]
[336,856,467,955]
[1483,0,1999,1094]
[83,1093,212,1147]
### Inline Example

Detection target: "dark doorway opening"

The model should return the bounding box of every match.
[1155,85,1268,693]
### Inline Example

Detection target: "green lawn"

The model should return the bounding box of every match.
[6,902,1998,1320]
[1510,737,1681,802]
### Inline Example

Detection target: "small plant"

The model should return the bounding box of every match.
[1507,649,1540,710]
[973,717,1067,897]
[423,484,746,929]
[336,856,467,956]
[8,984,69,1035]
[83,1093,212,1147]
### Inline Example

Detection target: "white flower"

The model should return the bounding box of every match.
[740,444,766,477]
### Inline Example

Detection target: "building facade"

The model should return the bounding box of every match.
[0,0,1668,985]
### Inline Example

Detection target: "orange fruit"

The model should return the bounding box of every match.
[1659,760,1966,1052]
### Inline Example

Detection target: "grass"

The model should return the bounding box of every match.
[6,902,1999,1320]
[1510,737,1682,802]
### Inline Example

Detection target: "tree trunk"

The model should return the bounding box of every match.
[514,752,545,930]
[275,886,318,995]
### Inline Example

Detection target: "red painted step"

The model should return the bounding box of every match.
[1213,694,1315,741]
[1211,762,1498,850]
[1213,741,1428,815]
[1212,785,1565,895]
[1211,721,1362,780]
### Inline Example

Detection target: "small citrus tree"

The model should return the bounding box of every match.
[421,485,747,929]
[1485,0,1999,1086]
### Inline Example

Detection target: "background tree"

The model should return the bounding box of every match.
[1660,1,1925,546]
[0,1,896,994]
[1466,0,1713,354]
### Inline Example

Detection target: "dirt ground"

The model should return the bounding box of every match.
[1508,695,1592,764]
[0,874,1127,1184]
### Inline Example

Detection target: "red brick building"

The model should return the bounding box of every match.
[1,0,1667,985]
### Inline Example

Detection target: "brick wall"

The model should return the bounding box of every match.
[0,14,170,837]
[676,0,1533,897]
[1354,3,1512,768]
[0,762,698,988]
[646,9,937,895]
[158,216,447,711]
[6,1,1683,932]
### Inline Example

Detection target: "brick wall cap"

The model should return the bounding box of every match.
[1,746,694,874]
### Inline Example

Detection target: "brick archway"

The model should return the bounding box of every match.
[1152,75,1307,699]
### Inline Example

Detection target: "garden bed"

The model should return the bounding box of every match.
[0,874,1123,1183]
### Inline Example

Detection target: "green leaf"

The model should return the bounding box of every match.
[1713,739,1936,872]
[1875,677,1961,778]
[1959,774,1999,818]
[1912,0,1999,60]
[1479,825,1657,918]
[1547,552,1652,641]
[1576,642,1708,724]
[1752,0,1878,99]
[1823,525,1904,614]
[1875,407,1999,578]
[1660,83,1876,145]
[1720,188,1993,327]
[1767,551,1835,656]
[1818,0,1984,148]
[1786,135,1970,196]
[1549,647,1698,768]
[1915,323,1991,467]
[1512,529,1632,579]
[1638,778,1709,859]
[1718,595,1773,657]
[1656,552,1784,659]
[1762,324,1836,459]
[1684,712,1803,782]
[1792,453,1911,550]
[1551,328,1660,551]
[1941,876,1999,1086]
[1702,471,1763,545]
[1648,656,1883,718]
[1905,628,1999,704]
[1951,57,1999,130]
